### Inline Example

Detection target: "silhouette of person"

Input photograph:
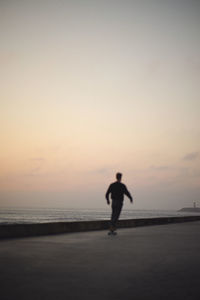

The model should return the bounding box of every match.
[105,172,133,234]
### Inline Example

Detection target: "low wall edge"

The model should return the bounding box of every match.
[1,215,200,239]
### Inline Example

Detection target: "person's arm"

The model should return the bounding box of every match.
[105,185,112,205]
[124,185,133,203]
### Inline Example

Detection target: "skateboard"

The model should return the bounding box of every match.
[108,231,117,236]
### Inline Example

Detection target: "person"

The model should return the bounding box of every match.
[105,172,133,234]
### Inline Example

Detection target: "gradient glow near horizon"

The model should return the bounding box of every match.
[1,0,200,210]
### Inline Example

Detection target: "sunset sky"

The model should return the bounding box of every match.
[1,0,200,210]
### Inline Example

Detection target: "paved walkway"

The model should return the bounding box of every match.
[1,221,200,300]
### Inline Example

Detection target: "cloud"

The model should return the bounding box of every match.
[30,158,45,161]
[183,152,199,161]
[88,167,116,176]
[90,168,109,175]
[150,165,169,171]
[25,158,45,176]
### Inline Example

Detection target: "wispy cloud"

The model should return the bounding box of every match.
[25,158,45,176]
[90,168,109,175]
[30,157,45,162]
[88,167,117,176]
[183,152,199,161]
[150,165,169,171]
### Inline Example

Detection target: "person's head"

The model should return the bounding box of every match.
[116,172,122,182]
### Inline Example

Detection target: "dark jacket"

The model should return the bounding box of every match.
[105,181,132,202]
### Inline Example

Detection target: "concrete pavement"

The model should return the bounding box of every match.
[1,221,200,300]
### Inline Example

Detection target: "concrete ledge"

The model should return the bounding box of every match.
[1,216,200,239]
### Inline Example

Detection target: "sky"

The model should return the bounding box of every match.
[0,0,200,210]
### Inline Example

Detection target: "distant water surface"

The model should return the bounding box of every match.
[1,207,200,225]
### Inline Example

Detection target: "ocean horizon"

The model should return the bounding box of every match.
[1,207,200,225]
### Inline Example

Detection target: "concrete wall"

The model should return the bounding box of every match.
[1,216,200,239]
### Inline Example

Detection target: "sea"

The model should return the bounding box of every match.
[0,207,200,225]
